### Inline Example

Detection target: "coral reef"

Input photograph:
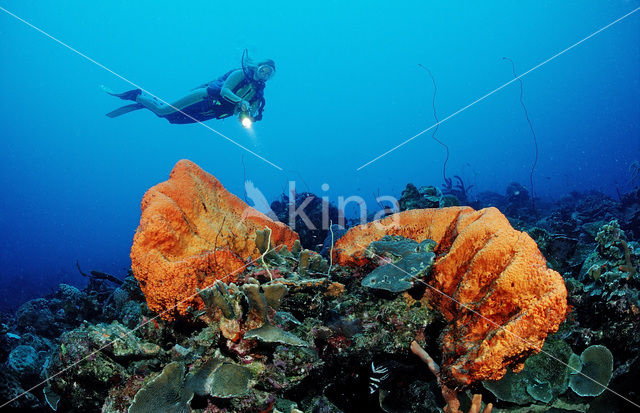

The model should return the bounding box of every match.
[3,169,640,412]
[399,183,460,211]
[442,176,473,205]
[128,362,192,413]
[361,236,436,293]
[412,340,493,413]
[15,283,101,338]
[270,191,340,251]
[568,345,614,397]
[334,206,567,385]
[130,159,299,319]
[481,338,577,405]
[7,345,41,380]
[559,219,639,410]
[526,227,580,274]
[540,190,622,240]
[481,340,615,406]
[504,182,531,218]
[619,188,640,238]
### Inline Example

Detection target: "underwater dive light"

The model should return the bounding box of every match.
[240,113,253,129]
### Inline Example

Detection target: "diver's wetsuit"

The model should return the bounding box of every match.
[135,88,219,124]
[109,69,265,124]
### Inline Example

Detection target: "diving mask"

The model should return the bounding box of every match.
[256,64,274,81]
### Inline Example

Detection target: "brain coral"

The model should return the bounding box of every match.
[131,160,298,319]
[334,206,567,386]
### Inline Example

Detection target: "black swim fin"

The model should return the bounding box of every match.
[101,85,142,101]
[106,103,144,118]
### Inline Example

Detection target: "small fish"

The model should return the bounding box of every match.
[369,361,390,394]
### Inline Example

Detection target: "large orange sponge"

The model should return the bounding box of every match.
[334,206,567,386]
[130,160,298,320]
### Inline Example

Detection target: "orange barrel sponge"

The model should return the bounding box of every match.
[130,159,298,320]
[334,206,567,386]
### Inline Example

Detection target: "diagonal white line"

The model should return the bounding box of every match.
[0,244,286,409]
[357,242,640,409]
[0,5,283,171]
[356,6,640,171]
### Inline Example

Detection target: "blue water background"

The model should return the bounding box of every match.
[1,0,639,310]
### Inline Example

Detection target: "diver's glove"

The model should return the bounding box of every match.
[238,100,251,113]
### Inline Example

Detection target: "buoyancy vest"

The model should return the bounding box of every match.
[206,69,266,116]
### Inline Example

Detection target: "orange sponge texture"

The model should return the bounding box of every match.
[130,159,298,319]
[334,206,567,385]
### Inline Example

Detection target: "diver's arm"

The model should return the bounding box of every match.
[220,70,247,104]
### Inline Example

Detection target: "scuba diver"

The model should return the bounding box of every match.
[103,50,275,125]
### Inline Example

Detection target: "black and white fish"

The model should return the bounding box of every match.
[369,361,390,394]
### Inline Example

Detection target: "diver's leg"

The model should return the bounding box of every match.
[136,89,209,117]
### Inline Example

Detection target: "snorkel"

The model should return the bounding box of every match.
[241,49,275,84]
[241,49,252,79]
